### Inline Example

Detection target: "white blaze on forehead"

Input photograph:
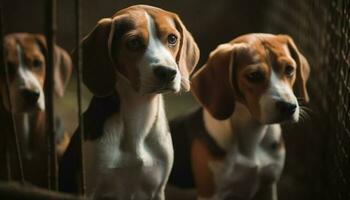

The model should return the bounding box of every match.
[283,43,292,58]
[17,44,24,69]
[16,44,30,87]
[252,53,261,64]
[15,44,45,111]
[137,12,181,94]
[267,44,297,99]
[258,41,301,123]
[166,17,176,27]
[144,12,177,67]
[269,70,293,97]
[283,44,297,68]
[259,69,299,123]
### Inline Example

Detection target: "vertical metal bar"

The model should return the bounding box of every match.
[5,126,12,181]
[0,6,11,182]
[75,0,86,195]
[0,6,24,184]
[45,0,58,190]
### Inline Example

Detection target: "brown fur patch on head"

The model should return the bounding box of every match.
[234,34,308,119]
[118,5,199,91]
[83,5,199,96]
[3,34,46,87]
[111,10,150,90]
[2,33,72,98]
[192,33,309,121]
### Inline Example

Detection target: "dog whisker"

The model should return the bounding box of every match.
[299,111,308,123]
[299,107,311,113]
[298,107,311,123]
[300,106,313,115]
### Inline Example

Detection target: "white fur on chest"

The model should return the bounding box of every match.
[84,94,173,199]
[203,103,286,199]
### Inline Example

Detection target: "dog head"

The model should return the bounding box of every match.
[0,33,72,113]
[81,5,199,97]
[191,33,310,124]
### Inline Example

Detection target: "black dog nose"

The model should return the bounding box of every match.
[153,66,177,82]
[21,89,40,104]
[276,101,297,116]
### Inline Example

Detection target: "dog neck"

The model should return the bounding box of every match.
[0,103,46,160]
[115,78,163,152]
[15,111,46,159]
[203,102,269,158]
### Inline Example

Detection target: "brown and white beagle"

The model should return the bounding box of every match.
[59,5,199,199]
[169,33,310,200]
[0,33,72,187]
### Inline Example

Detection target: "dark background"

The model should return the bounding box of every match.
[2,0,350,200]
[2,0,267,65]
[2,0,269,129]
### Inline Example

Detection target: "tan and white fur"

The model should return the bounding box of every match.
[191,33,310,200]
[60,5,199,200]
[0,33,72,187]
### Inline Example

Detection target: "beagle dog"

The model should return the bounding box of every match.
[0,33,72,187]
[59,5,199,199]
[169,33,310,200]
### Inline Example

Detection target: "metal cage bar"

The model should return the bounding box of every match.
[0,6,12,182]
[0,0,349,199]
[75,0,86,195]
[45,0,58,190]
[0,182,85,200]
[0,5,25,184]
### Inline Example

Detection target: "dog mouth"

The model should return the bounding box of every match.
[140,81,180,94]
[155,87,176,93]
[142,85,178,94]
[18,101,42,113]
[9,104,38,114]
[276,115,297,124]
[261,113,298,124]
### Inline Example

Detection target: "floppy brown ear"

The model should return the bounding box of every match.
[34,34,46,49]
[191,43,238,120]
[284,35,310,102]
[34,34,72,97]
[81,18,117,97]
[53,46,72,97]
[173,15,200,91]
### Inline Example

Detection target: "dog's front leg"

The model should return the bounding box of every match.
[154,186,166,200]
[252,183,278,200]
[154,135,174,200]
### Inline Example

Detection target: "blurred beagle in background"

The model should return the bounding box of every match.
[59,5,199,200]
[0,33,72,187]
[169,33,310,200]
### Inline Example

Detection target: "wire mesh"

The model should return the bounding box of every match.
[263,0,350,199]
[0,5,25,185]
[324,1,350,199]
[0,0,349,199]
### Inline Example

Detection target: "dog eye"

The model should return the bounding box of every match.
[167,34,177,47]
[32,59,42,68]
[246,71,264,83]
[126,37,144,51]
[285,65,295,77]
